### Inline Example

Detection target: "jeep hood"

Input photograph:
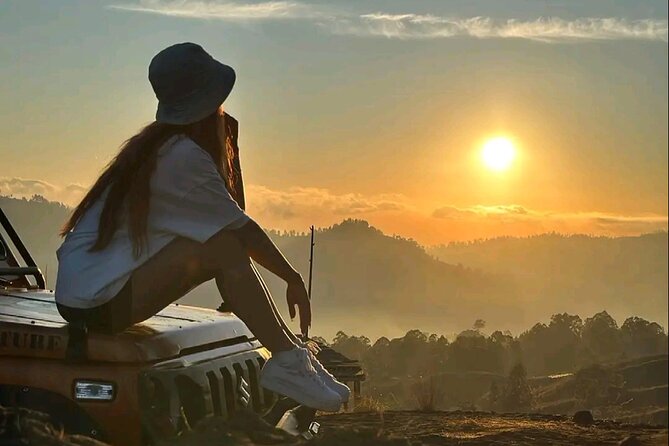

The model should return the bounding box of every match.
[0,288,256,363]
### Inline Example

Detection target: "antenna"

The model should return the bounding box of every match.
[307,225,315,300]
[305,226,315,338]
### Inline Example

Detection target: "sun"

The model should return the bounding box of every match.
[481,137,516,172]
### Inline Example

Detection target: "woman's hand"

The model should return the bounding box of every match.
[286,273,311,336]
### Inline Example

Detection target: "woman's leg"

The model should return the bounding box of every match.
[126,231,342,411]
[251,263,302,343]
[127,230,295,353]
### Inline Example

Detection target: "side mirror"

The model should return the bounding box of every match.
[0,241,6,261]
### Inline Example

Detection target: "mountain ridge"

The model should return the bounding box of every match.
[1,194,667,339]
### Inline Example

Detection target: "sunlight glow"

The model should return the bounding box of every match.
[482,137,516,172]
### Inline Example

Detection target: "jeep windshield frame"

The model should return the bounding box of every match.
[0,207,45,289]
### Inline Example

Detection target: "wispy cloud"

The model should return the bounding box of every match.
[432,204,668,236]
[108,0,323,20]
[108,1,668,43]
[339,15,668,42]
[433,205,531,219]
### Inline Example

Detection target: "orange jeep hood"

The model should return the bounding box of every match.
[0,288,256,363]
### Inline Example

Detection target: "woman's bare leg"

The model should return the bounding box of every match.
[251,263,302,343]
[219,264,303,343]
[127,230,295,353]
[213,262,295,352]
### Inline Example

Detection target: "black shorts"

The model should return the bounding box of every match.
[56,280,133,335]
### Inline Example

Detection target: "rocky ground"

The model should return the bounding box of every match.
[2,406,668,446]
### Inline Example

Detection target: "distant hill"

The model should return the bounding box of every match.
[180,219,520,340]
[1,194,667,340]
[0,195,69,285]
[429,232,669,335]
[257,220,518,341]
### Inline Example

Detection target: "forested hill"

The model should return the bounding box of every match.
[1,194,667,340]
[258,220,516,340]
[429,232,668,335]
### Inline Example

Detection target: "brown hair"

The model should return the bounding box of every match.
[61,111,237,257]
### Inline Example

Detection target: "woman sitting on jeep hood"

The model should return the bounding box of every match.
[55,42,348,412]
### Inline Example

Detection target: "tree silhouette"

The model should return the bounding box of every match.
[582,311,622,364]
[331,331,371,361]
[499,363,533,412]
[621,317,668,358]
[519,313,584,375]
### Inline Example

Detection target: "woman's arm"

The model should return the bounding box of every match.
[231,219,311,332]
[232,219,300,282]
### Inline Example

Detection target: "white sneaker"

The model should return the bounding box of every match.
[298,341,351,403]
[260,347,342,412]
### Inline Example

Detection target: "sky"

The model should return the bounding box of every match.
[0,0,667,245]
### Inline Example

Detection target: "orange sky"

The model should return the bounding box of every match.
[0,1,667,245]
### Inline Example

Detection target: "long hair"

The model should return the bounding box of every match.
[61,111,237,257]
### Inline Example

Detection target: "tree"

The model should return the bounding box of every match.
[582,311,622,363]
[550,313,583,336]
[519,313,583,374]
[499,363,533,412]
[620,317,667,358]
[364,336,392,379]
[396,330,431,378]
[490,330,520,371]
[331,331,371,361]
[426,334,450,375]
[447,330,506,373]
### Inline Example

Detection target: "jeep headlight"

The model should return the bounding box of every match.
[74,380,115,401]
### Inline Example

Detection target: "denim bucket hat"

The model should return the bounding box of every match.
[149,43,236,125]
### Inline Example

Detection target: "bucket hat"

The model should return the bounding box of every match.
[149,42,236,125]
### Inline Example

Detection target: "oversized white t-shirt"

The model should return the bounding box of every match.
[55,135,249,309]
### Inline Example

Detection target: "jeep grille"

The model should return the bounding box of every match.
[139,344,273,435]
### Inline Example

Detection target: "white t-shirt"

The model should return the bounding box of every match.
[55,135,249,309]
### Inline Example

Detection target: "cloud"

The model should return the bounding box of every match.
[433,204,530,219]
[247,184,408,221]
[108,0,324,20]
[1,178,410,217]
[3,176,665,243]
[250,189,667,241]
[340,15,668,42]
[108,1,668,42]
[0,177,87,206]
[432,204,668,238]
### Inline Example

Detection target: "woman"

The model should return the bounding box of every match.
[55,42,348,412]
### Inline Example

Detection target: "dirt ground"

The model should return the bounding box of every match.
[315,411,669,446]
[3,405,668,445]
